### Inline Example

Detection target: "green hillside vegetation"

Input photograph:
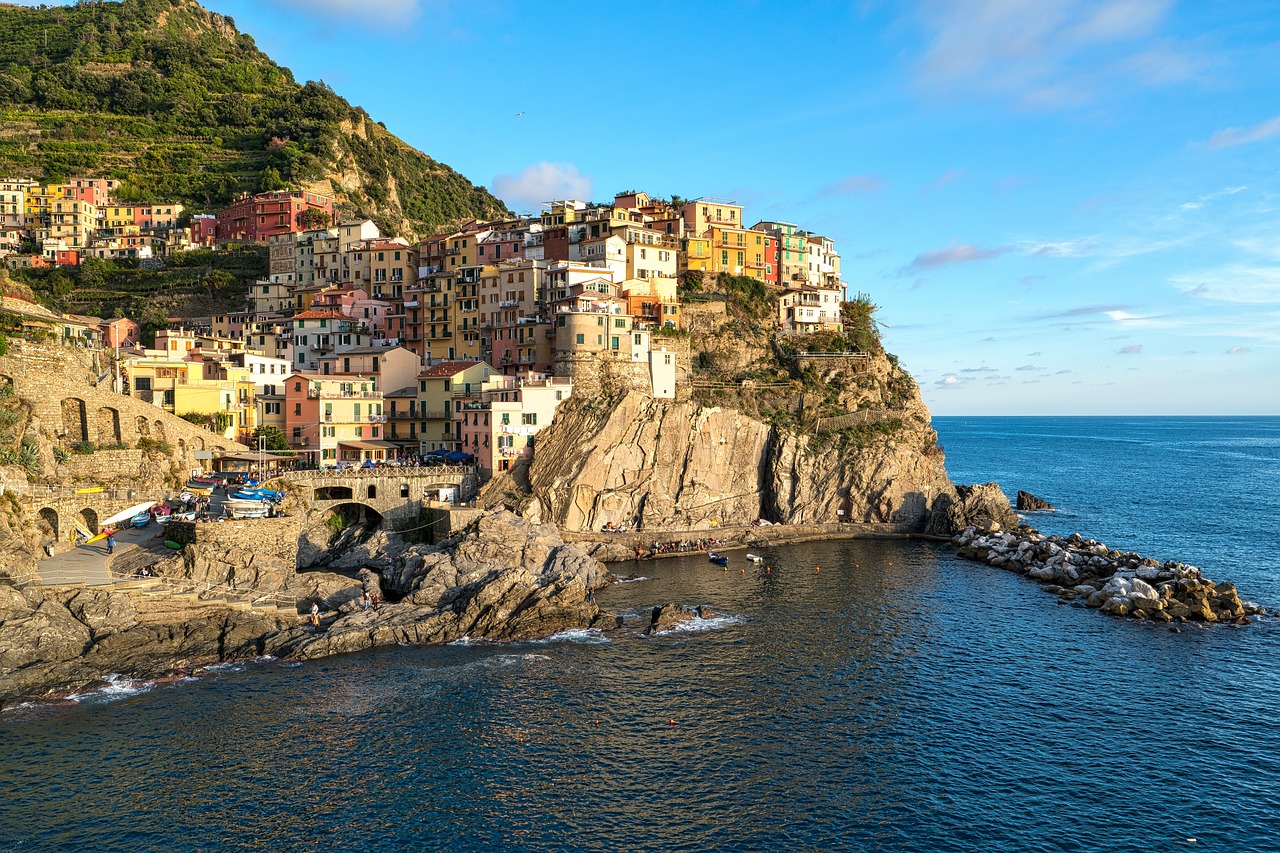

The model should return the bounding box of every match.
[0,0,508,236]
[4,247,265,343]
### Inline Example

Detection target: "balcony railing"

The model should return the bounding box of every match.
[499,299,519,308]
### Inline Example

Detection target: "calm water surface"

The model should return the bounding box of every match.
[2,417,1278,852]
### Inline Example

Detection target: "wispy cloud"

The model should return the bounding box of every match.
[281,0,427,25]
[1172,265,1280,304]
[910,0,1192,109]
[1225,345,1251,355]
[492,162,592,211]
[901,242,1012,274]
[1119,344,1143,354]
[1015,364,1042,371]
[816,175,885,197]
[1201,116,1280,149]
[1026,304,1129,320]
[922,168,965,195]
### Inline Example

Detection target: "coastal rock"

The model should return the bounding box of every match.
[1016,491,1055,511]
[951,524,1256,627]
[927,483,1019,535]
[643,603,715,635]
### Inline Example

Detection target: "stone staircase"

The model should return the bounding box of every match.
[109,575,300,620]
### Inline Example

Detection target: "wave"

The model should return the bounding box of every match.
[612,575,652,584]
[525,628,611,645]
[648,614,746,636]
[65,673,157,704]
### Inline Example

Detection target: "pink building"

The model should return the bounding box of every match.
[100,317,140,348]
[192,214,217,246]
[348,297,393,339]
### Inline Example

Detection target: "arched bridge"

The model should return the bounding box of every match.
[271,466,480,525]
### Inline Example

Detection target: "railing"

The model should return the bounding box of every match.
[272,465,473,480]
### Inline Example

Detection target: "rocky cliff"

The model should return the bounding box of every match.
[487,300,1014,535]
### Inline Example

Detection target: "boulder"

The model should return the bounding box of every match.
[1016,491,1055,511]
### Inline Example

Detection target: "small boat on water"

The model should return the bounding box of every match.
[709,551,729,566]
[746,554,764,563]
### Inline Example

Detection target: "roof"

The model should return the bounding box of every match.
[293,310,347,319]
[418,360,488,379]
[337,440,398,450]
[384,386,418,398]
[318,346,406,357]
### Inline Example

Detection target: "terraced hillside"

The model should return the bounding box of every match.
[0,0,508,237]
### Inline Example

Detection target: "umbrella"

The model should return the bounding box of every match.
[425,448,449,457]
[444,451,474,462]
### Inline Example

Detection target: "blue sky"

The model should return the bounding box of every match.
[24,0,1280,414]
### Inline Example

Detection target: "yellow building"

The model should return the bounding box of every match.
[680,236,713,274]
[680,197,744,235]
[123,356,257,439]
[415,360,493,453]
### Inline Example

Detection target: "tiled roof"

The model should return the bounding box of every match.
[418,360,487,378]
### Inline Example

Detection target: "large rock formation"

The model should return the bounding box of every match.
[494,386,996,535]
[0,511,608,708]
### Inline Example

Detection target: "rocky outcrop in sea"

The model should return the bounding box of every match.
[953,525,1268,624]
[1016,491,1055,511]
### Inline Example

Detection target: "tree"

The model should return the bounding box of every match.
[298,207,330,230]
[252,424,294,454]
[258,165,286,192]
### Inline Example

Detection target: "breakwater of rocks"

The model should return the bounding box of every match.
[953,525,1272,625]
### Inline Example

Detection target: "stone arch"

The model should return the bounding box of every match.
[400,483,410,498]
[95,406,121,445]
[37,507,59,543]
[153,420,167,442]
[77,507,99,537]
[315,485,353,501]
[325,502,384,529]
[61,398,88,444]
[193,436,205,451]
[135,416,150,438]
[366,484,377,500]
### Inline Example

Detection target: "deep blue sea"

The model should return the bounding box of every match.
[3,417,1279,852]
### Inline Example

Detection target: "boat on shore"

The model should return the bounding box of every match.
[130,512,150,528]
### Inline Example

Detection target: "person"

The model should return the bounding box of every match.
[309,601,321,627]
[106,533,115,555]
[371,591,380,610]
[362,589,371,611]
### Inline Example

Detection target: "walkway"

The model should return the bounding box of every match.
[37,522,169,586]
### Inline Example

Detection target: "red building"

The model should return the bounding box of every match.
[191,214,217,246]
[55,250,80,267]
[215,191,334,243]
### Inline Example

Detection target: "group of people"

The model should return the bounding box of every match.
[600,522,632,533]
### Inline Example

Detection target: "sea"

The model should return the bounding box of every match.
[2,416,1279,852]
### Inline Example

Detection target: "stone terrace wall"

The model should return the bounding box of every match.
[168,516,302,568]
[0,339,248,479]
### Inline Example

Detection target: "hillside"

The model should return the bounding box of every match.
[0,0,508,237]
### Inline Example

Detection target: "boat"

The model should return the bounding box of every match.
[746,554,764,563]
[183,482,214,496]
[152,505,173,525]
[74,518,93,542]
[172,511,196,522]
[130,512,150,528]
[225,504,268,520]
[101,502,158,528]
[74,486,104,495]
[87,526,115,544]
[709,552,729,566]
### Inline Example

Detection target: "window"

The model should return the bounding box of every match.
[522,413,537,425]
[294,403,302,415]
[575,333,585,345]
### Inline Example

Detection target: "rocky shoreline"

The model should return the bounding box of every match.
[953,524,1272,625]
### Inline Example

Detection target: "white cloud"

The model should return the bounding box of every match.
[492,162,592,211]
[1173,265,1280,304]
[1202,116,1280,149]
[911,0,1190,108]
[1225,346,1251,355]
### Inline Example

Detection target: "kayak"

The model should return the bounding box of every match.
[87,527,116,544]
[164,540,182,550]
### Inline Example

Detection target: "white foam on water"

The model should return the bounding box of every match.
[525,628,611,645]
[448,635,489,647]
[65,673,156,704]
[613,575,652,584]
[650,613,746,636]
[202,661,245,674]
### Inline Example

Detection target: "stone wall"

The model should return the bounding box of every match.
[168,517,301,568]
[0,339,248,482]
[62,448,148,481]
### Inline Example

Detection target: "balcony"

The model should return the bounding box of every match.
[498,299,519,308]
[367,414,386,423]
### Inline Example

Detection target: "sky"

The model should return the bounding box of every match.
[21,0,1280,414]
